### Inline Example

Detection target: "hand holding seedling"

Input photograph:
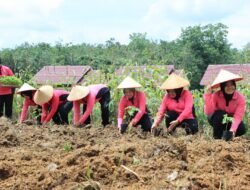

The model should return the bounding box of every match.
[151,121,158,134]
[222,114,234,141]
[168,120,179,132]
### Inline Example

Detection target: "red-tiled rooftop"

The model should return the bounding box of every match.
[200,64,250,86]
[33,65,92,85]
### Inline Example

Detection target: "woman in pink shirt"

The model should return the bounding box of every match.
[152,73,198,135]
[0,61,15,118]
[17,83,41,124]
[67,84,110,127]
[204,70,246,140]
[117,76,152,133]
[34,85,73,125]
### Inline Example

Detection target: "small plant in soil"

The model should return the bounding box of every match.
[85,164,93,180]
[121,106,139,134]
[222,114,234,141]
[63,142,72,152]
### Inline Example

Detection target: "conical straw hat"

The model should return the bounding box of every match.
[17,83,36,94]
[211,69,243,89]
[160,73,190,90]
[34,85,53,105]
[67,85,90,101]
[117,76,142,89]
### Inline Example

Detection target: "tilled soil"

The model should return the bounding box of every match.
[0,117,249,190]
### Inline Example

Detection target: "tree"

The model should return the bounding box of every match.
[177,23,235,88]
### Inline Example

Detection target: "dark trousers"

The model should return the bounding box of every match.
[208,110,246,139]
[135,113,152,132]
[34,106,42,125]
[83,87,110,126]
[0,94,14,118]
[52,101,73,125]
[165,110,198,134]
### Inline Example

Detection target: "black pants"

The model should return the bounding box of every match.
[34,106,42,125]
[165,110,198,134]
[135,113,152,132]
[52,94,73,125]
[0,94,14,118]
[83,87,110,126]
[208,110,246,139]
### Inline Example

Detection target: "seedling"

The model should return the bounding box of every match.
[63,142,72,152]
[121,106,139,134]
[85,164,93,180]
[222,114,234,141]
[125,106,139,118]
[0,76,23,87]
[222,114,234,129]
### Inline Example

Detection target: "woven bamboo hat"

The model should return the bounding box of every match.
[160,73,190,90]
[67,85,90,101]
[117,76,142,89]
[211,69,243,89]
[34,85,53,105]
[17,83,36,94]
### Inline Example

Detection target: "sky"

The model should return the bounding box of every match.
[0,0,250,49]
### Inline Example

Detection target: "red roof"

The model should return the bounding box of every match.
[33,66,92,85]
[200,64,250,86]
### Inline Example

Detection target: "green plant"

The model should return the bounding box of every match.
[63,142,72,152]
[222,114,234,130]
[123,106,139,123]
[85,164,93,180]
[0,76,23,86]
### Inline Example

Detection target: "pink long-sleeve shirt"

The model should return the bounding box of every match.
[41,89,69,124]
[0,65,14,95]
[20,92,37,122]
[118,90,147,127]
[155,90,194,126]
[73,84,106,125]
[203,90,246,133]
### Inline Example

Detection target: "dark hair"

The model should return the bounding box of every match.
[220,80,236,106]
[123,88,136,94]
[20,91,33,99]
[220,80,236,92]
[167,87,183,102]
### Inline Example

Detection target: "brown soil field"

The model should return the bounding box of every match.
[0,117,249,190]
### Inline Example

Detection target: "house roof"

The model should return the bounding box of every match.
[200,64,250,86]
[33,65,92,85]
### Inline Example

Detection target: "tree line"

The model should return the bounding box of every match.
[1,23,250,89]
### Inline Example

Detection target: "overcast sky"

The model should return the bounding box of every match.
[0,0,250,49]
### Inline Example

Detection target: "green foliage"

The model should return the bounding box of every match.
[222,114,234,130]
[85,165,93,180]
[63,142,72,152]
[177,23,235,89]
[125,106,139,117]
[0,76,23,86]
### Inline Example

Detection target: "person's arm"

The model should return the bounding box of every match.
[231,95,246,134]
[20,98,29,122]
[73,100,81,125]
[43,96,59,123]
[203,86,216,116]
[7,67,14,76]
[132,92,146,125]
[152,95,168,127]
[41,104,48,123]
[118,97,126,128]
[78,96,95,125]
[177,91,194,122]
